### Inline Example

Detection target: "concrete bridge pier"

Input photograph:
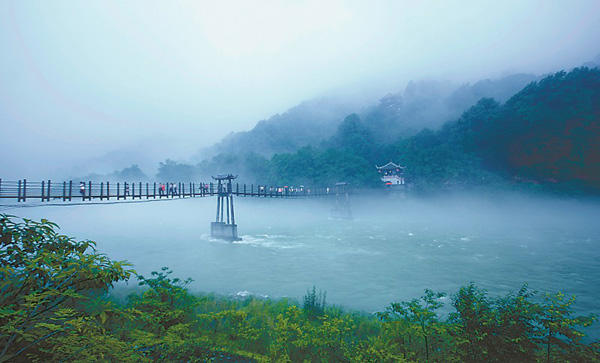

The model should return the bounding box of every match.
[211,174,242,241]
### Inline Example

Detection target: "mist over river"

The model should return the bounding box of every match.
[12,193,600,319]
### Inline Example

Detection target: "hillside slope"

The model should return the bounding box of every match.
[267,67,600,191]
[361,73,538,143]
[160,68,599,194]
[200,73,538,160]
[199,96,358,159]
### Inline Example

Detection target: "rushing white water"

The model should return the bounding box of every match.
[12,193,600,318]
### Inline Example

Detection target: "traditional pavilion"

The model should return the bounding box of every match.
[376,161,406,186]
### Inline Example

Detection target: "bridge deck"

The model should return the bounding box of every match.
[0,179,331,203]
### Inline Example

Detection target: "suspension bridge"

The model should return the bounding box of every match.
[0,176,351,240]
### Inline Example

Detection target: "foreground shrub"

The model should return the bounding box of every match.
[0,215,134,361]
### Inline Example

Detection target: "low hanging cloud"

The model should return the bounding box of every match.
[0,0,599,179]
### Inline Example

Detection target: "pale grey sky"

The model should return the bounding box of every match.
[1,0,599,178]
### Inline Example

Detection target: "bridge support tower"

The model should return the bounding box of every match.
[211,174,242,241]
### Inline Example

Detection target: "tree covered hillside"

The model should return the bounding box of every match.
[197,96,360,159]
[361,73,538,143]
[155,68,599,193]
[482,68,600,187]
[197,74,538,161]
[407,67,600,191]
[268,67,600,191]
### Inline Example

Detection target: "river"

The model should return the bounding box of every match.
[12,192,600,319]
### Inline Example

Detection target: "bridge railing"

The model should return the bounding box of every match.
[0,179,332,203]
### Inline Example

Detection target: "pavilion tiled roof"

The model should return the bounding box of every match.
[375,161,405,170]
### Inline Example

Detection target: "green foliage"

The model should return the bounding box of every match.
[2,215,599,362]
[334,114,376,159]
[385,68,600,193]
[449,284,540,362]
[269,146,380,186]
[379,289,447,362]
[0,214,134,362]
[538,291,597,362]
[449,284,599,362]
[303,286,327,319]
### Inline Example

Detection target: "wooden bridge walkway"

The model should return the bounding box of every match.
[0,178,331,203]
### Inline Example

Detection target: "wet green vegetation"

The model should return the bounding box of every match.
[1,215,598,362]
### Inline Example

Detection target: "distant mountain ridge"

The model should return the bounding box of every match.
[201,73,539,160]
[361,73,539,143]
[197,96,359,159]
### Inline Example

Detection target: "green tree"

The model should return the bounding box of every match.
[126,267,208,361]
[334,113,377,161]
[538,292,597,362]
[303,286,327,320]
[493,285,539,361]
[380,289,446,362]
[450,284,497,361]
[0,215,134,362]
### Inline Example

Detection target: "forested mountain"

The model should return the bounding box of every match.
[467,68,600,188]
[258,68,600,191]
[360,73,538,143]
[337,67,599,191]
[156,68,599,194]
[199,73,538,160]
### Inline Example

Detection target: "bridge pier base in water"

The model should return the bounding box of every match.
[210,222,239,241]
[211,174,242,241]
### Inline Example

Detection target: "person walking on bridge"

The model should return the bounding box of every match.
[79,182,85,197]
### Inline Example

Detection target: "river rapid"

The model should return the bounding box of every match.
[13,192,600,319]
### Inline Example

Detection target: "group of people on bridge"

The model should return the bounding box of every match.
[74,182,326,197]
[78,181,190,198]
